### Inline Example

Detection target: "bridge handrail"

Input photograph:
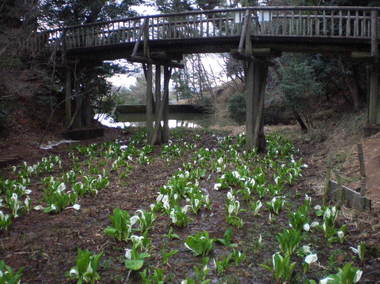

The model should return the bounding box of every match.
[59,6,380,30]
[19,6,380,56]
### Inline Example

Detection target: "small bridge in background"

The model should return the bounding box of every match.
[23,6,380,148]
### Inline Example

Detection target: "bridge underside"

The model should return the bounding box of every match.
[63,36,380,149]
[66,36,373,62]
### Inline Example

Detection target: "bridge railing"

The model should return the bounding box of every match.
[21,6,380,55]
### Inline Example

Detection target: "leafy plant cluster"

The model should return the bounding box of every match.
[1,130,368,283]
[0,155,63,230]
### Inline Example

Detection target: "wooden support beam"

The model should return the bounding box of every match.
[64,66,72,127]
[150,51,183,61]
[231,48,281,59]
[143,18,150,58]
[238,10,251,54]
[369,10,380,126]
[127,56,184,68]
[350,51,372,59]
[144,63,154,143]
[162,66,172,143]
[151,66,172,144]
[371,11,378,60]
[245,58,268,152]
[368,64,379,125]
[131,18,148,58]
[151,65,162,145]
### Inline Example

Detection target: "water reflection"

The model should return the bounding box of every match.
[95,114,201,129]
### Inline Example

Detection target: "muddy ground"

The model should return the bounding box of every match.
[0,126,380,283]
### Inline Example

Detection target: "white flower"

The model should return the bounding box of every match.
[130,215,140,226]
[305,253,318,264]
[232,171,240,179]
[323,208,331,219]
[162,195,170,210]
[72,204,81,210]
[125,248,132,259]
[69,268,78,276]
[227,191,234,200]
[302,164,309,168]
[131,235,144,244]
[337,230,344,240]
[311,221,319,228]
[354,270,363,283]
[182,205,191,213]
[302,245,311,254]
[228,204,235,215]
[51,204,57,211]
[213,183,221,190]
[320,277,333,284]
[350,246,359,255]
[305,194,311,202]
[303,223,310,231]
[156,193,163,203]
[217,157,223,164]
[24,189,32,195]
[34,205,44,211]
[57,183,66,192]
[170,209,177,224]
[11,193,18,201]
[24,197,30,208]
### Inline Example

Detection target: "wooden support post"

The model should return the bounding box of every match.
[368,64,379,125]
[369,10,380,125]
[64,66,72,127]
[371,11,378,61]
[144,63,154,143]
[245,58,268,152]
[162,66,172,142]
[238,10,251,55]
[151,65,162,144]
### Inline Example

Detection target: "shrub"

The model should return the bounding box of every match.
[228,93,246,124]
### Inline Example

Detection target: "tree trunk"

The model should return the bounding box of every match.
[292,107,308,133]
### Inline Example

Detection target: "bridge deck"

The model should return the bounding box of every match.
[23,6,380,60]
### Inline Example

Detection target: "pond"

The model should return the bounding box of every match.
[95,112,212,129]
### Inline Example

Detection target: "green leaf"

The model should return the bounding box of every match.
[125,259,144,271]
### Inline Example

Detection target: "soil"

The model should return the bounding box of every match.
[363,132,380,208]
[1,120,380,283]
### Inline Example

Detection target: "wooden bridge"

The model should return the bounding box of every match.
[24,6,380,149]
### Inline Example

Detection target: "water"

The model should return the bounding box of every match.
[95,113,210,129]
